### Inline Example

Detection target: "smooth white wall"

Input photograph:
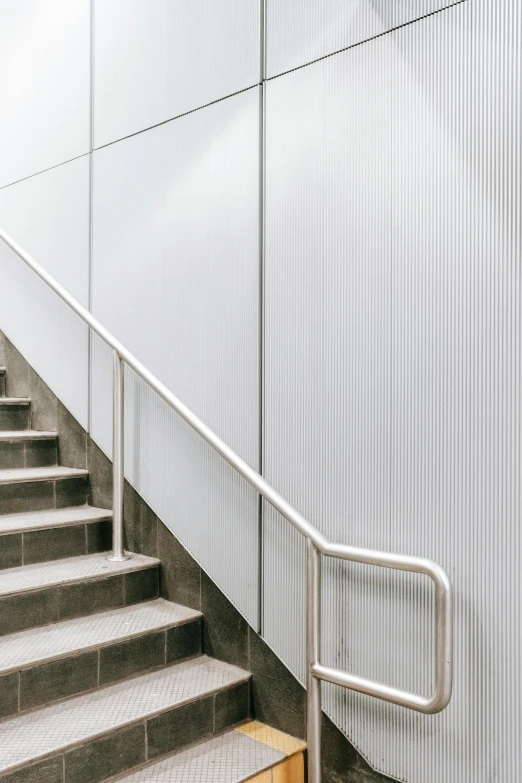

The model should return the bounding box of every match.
[0,0,90,188]
[94,0,261,147]
[0,156,90,425]
[90,88,261,625]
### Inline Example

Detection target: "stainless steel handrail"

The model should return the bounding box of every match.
[0,226,454,781]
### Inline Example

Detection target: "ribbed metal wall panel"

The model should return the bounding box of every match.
[263,1,522,780]
[93,0,261,148]
[0,155,90,426]
[265,0,462,78]
[90,87,261,626]
[0,0,90,188]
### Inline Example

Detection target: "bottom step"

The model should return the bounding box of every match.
[115,721,306,782]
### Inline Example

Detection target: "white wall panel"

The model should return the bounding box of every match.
[0,155,90,426]
[91,88,261,625]
[0,0,90,188]
[93,0,260,148]
[264,1,522,781]
[266,0,460,78]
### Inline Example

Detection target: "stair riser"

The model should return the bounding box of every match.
[0,566,159,637]
[0,618,202,720]
[0,407,30,431]
[0,680,250,783]
[0,477,89,515]
[0,440,57,470]
[0,521,113,570]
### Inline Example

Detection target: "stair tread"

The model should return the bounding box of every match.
[115,722,305,783]
[0,551,159,597]
[0,598,201,674]
[0,465,88,485]
[0,505,112,534]
[0,397,30,405]
[0,430,57,441]
[0,655,250,774]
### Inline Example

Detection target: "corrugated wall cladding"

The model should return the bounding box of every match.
[265,0,462,78]
[2,1,521,781]
[93,0,261,147]
[0,156,90,427]
[0,0,90,188]
[90,87,261,626]
[264,1,522,781]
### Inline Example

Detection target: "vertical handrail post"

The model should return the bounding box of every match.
[107,350,129,561]
[307,540,322,782]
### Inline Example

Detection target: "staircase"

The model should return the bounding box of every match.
[0,361,306,783]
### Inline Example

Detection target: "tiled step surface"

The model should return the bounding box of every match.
[114,722,306,783]
[0,552,157,595]
[0,430,57,441]
[0,432,58,470]
[0,599,202,718]
[0,507,113,570]
[0,466,88,485]
[0,552,160,635]
[0,398,31,430]
[0,466,90,514]
[0,505,112,534]
[0,656,251,782]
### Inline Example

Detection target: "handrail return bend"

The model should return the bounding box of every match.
[0,227,454,782]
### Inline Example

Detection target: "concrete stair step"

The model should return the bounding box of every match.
[0,552,160,636]
[0,466,88,485]
[0,397,31,431]
[0,655,251,782]
[0,505,112,534]
[0,397,30,406]
[0,431,59,470]
[0,430,57,441]
[0,598,202,719]
[114,722,306,783]
[0,466,90,514]
[0,506,113,569]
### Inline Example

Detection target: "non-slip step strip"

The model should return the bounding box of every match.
[0,466,88,485]
[0,656,250,774]
[0,430,57,441]
[0,598,201,674]
[115,722,306,783]
[0,506,112,535]
[0,397,30,406]
[0,552,159,596]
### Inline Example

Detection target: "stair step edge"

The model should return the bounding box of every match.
[0,506,113,534]
[0,397,30,406]
[0,598,202,675]
[0,551,160,598]
[114,723,306,783]
[0,466,89,485]
[0,656,251,775]
[0,430,57,441]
